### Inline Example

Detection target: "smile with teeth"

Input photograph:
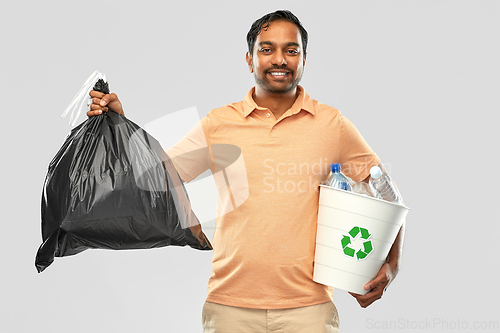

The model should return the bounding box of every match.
[268,71,289,77]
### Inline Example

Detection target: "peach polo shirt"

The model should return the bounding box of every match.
[166,86,380,309]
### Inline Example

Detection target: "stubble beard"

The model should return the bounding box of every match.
[253,67,304,94]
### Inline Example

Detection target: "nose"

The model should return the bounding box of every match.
[271,50,287,66]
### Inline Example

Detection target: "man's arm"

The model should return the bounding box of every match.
[349,162,406,308]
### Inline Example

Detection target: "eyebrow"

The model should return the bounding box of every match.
[258,41,301,48]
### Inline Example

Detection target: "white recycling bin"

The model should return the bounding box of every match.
[313,185,409,295]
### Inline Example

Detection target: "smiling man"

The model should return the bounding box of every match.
[88,10,405,333]
[245,18,307,122]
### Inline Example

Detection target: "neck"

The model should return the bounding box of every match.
[253,85,299,119]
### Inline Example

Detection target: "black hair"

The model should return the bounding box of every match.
[246,10,308,56]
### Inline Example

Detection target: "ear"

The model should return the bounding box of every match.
[245,52,253,73]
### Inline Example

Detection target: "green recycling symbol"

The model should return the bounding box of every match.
[341,226,374,260]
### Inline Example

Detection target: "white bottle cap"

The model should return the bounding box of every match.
[370,166,382,179]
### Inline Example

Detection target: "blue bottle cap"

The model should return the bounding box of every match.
[330,163,341,172]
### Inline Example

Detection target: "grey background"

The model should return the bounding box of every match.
[1,0,499,332]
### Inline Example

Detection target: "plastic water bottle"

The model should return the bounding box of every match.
[326,163,353,191]
[369,166,400,203]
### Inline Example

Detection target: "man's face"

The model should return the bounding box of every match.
[246,20,306,94]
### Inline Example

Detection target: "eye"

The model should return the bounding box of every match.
[260,48,272,53]
[287,49,299,55]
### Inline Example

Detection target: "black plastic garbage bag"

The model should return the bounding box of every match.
[35,79,211,273]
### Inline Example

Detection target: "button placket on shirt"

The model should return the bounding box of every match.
[263,108,301,133]
[271,109,299,132]
[264,111,278,133]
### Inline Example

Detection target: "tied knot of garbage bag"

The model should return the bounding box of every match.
[35,78,211,273]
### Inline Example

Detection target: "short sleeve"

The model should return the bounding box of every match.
[166,117,212,183]
[338,115,380,182]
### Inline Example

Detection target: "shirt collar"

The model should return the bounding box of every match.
[242,85,315,117]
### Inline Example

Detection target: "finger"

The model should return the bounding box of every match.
[350,293,370,308]
[364,267,389,291]
[363,291,383,307]
[90,97,110,107]
[100,92,118,107]
[90,104,108,111]
[350,291,371,301]
[87,110,103,117]
[351,284,384,300]
[355,288,384,308]
[89,90,105,99]
[364,275,387,291]
[87,105,108,118]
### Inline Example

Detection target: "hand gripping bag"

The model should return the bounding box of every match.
[35,79,212,273]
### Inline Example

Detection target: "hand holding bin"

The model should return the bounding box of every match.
[313,185,409,295]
